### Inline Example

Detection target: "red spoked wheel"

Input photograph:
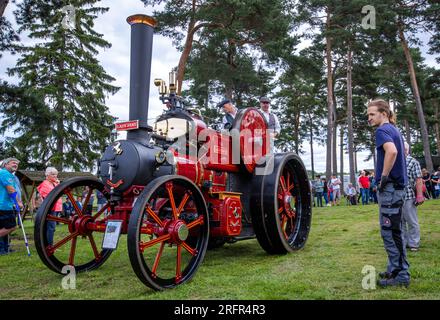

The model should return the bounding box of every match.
[278,167,298,240]
[34,177,113,273]
[127,176,209,290]
[251,153,312,254]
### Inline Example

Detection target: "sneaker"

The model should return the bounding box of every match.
[377,278,410,288]
[409,247,419,252]
[378,271,393,279]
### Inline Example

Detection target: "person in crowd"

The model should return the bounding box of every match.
[259,96,281,140]
[402,142,424,252]
[358,170,370,205]
[327,179,334,206]
[37,167,61,246]
[330,175,341,206]
[82,186,94,215]
[367,99,409,287]
[431,168,440,199]
[369,171,378,204]
[421,168,432,199]
[0,158,23,253]
[96,190,107,214]
[322,177,329,206]
[310,180,315,207]
[346,183,357,205]
[0,158,22,255]
[62,198,74,218]
[217,99,238,130]
[76,196,83,210]
[314,176,324,207]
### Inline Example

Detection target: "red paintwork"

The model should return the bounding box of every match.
[209,196,242,237]
[169,113,249,237]
[237,108,270,173]
[72,110,261,249]
[106,185,145,234]
[278,169,297,240]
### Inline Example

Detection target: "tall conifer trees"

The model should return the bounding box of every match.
[1,1,119,170]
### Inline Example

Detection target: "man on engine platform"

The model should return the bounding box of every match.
[217,99,237,130]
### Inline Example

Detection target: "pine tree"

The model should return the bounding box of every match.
[0,2,19,58]
[143,0,292,98]
[391,0,435,171]
[2,0,119,170]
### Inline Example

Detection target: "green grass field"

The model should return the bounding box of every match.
[1,199,439,300]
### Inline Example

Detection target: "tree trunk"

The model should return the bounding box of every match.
[176,17,197,95]
[55,38,65,171]
[294,110,300,154]
[340,126,344,193]
[325,10,334,180]
[403,118,411,145]
[333,121,337,175]
[0,0,8,17]
[354,150,358,173]
[398,22,433,172]
[435,103,440,156]
[346,47,356,186]
[332,95,337,175]
[309,113,315,179]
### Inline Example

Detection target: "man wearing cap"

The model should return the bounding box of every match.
[259,97,281,138]
[217,99,237,130]
[0,158,22,255]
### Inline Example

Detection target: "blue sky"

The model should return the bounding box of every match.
[1,0,438,173]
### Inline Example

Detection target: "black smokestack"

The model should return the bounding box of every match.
[126,14,157,141]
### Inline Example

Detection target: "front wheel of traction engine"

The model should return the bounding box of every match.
[251,153,312,254]
[34,177,113,274]
[127,176,209,290]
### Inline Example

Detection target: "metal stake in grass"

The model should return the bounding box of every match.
[16,211,31,257]
[11,198,31,257]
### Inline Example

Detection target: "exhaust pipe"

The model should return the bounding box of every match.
[126,14,157,141]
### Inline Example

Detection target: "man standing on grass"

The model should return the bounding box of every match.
[0,158,23,255]
[367,99,409,288]
[402,142,424,252]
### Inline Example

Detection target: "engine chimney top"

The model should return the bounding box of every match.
[126,14,157,27]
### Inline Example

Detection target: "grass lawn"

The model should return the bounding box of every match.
[1,199,439,300]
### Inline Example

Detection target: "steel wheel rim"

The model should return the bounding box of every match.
[276,163,301,243]
[35,178,112,273]
[130,177,208,289]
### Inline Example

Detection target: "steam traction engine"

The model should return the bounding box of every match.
[34,14,312,291]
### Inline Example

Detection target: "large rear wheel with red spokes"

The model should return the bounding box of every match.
[34,177,113,273]
[127,176,209,290]
[251,153,312,254]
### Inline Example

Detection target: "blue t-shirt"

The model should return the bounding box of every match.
[0,168,17,210]
[375,123,408,187]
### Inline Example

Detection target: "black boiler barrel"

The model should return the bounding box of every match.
[126,14,157,141]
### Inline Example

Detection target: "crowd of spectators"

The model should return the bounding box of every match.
[311,166,440,207]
